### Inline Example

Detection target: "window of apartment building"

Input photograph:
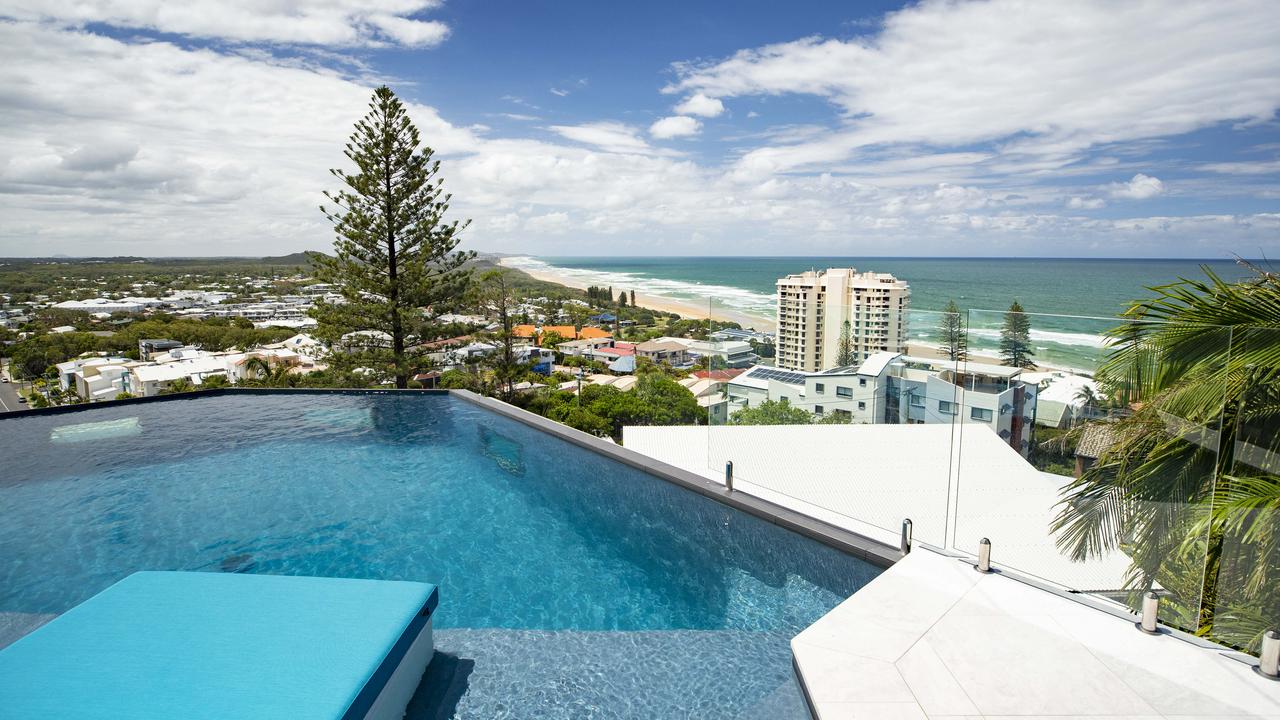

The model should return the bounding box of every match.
[814,405,824,414]
[910,394,925,407]
[858,378,867,387]
[970,407,993,422]
[814,383,824,393]
[858,401,866,410]
[939,400,958,415]
[836,386,852,398]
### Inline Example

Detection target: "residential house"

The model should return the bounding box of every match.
[634,340,690,367]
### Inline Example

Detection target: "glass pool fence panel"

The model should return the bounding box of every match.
[702,299,959,550]
[706,296,734,478]
[1212,326,1280,655]
[950,309,1227,628]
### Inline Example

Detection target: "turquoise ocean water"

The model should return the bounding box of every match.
[508,256,1260,371]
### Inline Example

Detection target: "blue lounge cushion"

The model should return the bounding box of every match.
[0,571,438,720]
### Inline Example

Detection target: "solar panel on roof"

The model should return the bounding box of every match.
[746,367,807,384]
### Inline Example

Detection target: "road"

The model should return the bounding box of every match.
[0,361,24,412]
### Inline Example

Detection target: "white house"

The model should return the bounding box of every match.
[55,356,135,400]
[722,351,1039,456]
[681,339,758,368]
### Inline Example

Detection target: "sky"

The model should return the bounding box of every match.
[0,0,1278,258]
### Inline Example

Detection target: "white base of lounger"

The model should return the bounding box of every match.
[362,619,434,720]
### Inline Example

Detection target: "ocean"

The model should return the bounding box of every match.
[506,256,1257,372]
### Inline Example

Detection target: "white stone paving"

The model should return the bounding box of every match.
[792,549,1280,720]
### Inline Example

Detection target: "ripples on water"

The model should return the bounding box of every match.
[0,393,880,718]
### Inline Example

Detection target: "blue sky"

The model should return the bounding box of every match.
[0,0,1278,258]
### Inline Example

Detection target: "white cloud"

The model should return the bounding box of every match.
[1067,196,1107,210]
[547,122,660,155]
[0,0,451,47]
[648,116,701,139]
[1108,173,1165,200]
[0,11,1277,259]
[1199,159,1280,175]
[0,22,476,254]
[666,0,1280,177]
[550,88,570,97]
[674,93,725,118]
[365,13,449,48]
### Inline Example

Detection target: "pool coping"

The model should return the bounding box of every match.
[0,387,901,568]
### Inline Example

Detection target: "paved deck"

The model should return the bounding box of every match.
[793,549,1280,719]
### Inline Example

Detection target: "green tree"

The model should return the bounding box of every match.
[160,378,196,395]
[835,320,855,367]
[998,300,1035,369]
[473,269,526,401]
[311,86,473,388]
[730,398,814,425]
[438,369,481,391]
[201,374,230,389]
[1053,267,1280,651]
[940,300,968,361]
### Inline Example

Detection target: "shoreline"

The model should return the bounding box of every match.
[905,341,1092,376]
[501,257,1096,376]
[500,257,777,332]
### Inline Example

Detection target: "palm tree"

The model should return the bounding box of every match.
[240,356,295,387]
[1053,266,1280,651]
[161,378,196,395]
[1073,384,1102,420]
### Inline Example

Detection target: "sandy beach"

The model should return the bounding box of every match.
[905,342,1090,375]
[500,257,777,332]
[500,258,1090,374]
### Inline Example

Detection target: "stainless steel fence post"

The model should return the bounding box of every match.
[1138,591,1160,634]
[724,461,733,493]
[900,519,913,555]
[1258,630,1280,680]
[975,538,991,573]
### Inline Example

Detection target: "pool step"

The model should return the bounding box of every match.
[0,612,55,651]
[412,628,808,720]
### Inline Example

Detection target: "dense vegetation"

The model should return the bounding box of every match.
[517,368,703,441]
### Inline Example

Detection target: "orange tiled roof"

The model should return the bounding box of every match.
[512,325,537,338]
[578,327,612,339]
[540,325,577,339]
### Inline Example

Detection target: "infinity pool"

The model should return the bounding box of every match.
[0,392,879,718]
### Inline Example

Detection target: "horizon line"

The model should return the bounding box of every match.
[0,253,1265,262]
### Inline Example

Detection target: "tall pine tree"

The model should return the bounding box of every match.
[998,299,1035,368]
[835,319,856,366]
[312,87,473,388]
[940,299,968,361]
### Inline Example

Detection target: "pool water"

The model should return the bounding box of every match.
[0,393,880,718]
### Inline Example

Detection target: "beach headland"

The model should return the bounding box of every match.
[499,257,777,332]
